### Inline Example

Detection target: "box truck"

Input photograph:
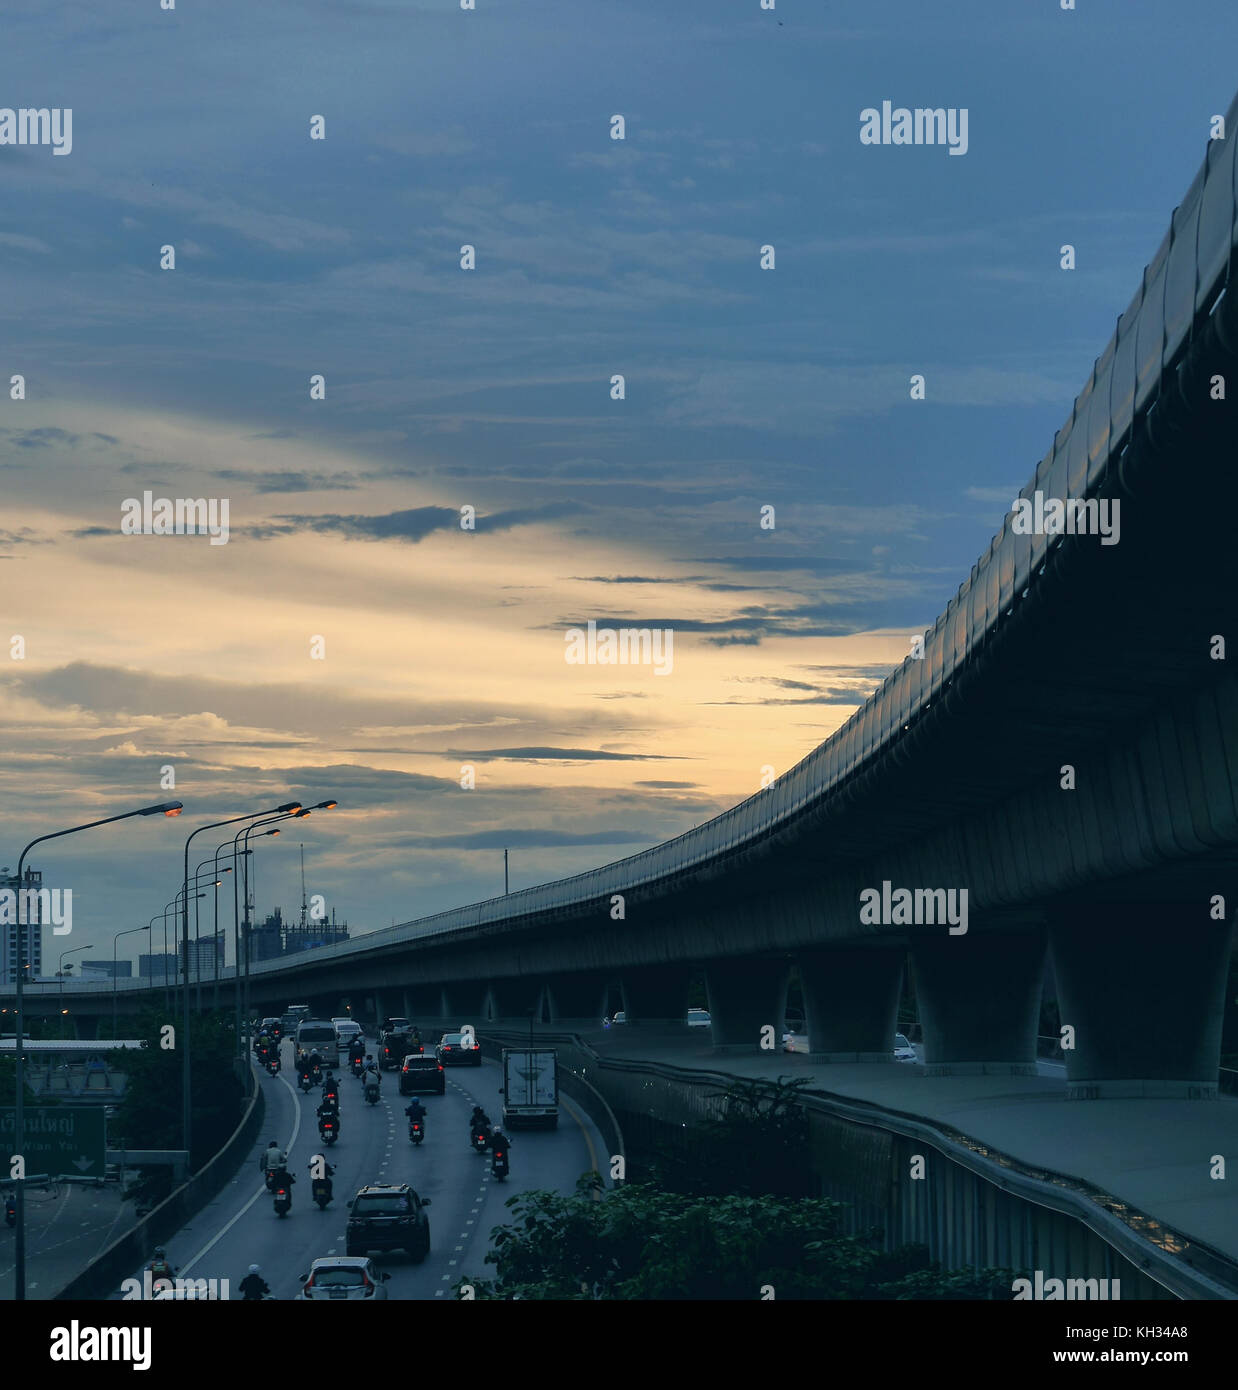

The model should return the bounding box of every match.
[500,1047,558,1129]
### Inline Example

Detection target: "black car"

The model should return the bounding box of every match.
[436,1031,481,1066]
[346,1183,431,1261]
[380,1032,415,1070]
[399,1054,445,1095]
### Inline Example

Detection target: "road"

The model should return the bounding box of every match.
[0,1176,137,1299]
[108,1037,606,1300]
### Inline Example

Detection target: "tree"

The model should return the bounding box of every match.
[457,1177,1016,1300]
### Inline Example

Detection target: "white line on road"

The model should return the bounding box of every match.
[178,1069,302,1277]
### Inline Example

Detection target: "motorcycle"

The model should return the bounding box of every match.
[470,1127,489,1153]
[408,1119,424,1145]
[350,1058,364,1078]
[310,1062,322,1085]
[318,1117,339,1145]
[263,1167,282,1193]
[297,1071,313,1093]
[266,1058,280,1077]
[4,1196,15,1228]
[311,1178,333,1210]
[491,1145,509,1181]
[273,1185,292,1217]
[364,1082,380,1105]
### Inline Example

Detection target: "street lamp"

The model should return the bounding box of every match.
[12,798,182,1302]
[180,804,302,1160]
[113,923,151,1037]
[57,944,93,1037]
[191,858,232,1010]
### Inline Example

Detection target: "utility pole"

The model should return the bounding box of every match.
[504,848,509,895]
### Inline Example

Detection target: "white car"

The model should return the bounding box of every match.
[686,1009,711,1028]
[894,1033,917,1063]
[333,1019,363,1049]
[296,1256,390,1300]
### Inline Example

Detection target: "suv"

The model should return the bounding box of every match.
[379,1017,411,1040]
[400,1054,445,1095]
[436,1031,481,1066]
[346,1183,431,1261]
[381,1032,415,1070]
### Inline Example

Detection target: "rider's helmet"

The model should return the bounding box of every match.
[249,1264,260,1275]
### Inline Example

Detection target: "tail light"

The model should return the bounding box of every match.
[277,1188,287,1196]
[495,1151,504,1159]
[437,1065,443,1072]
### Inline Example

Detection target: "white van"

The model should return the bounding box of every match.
[295,1019,338,1054]
[333,1018,363,1051]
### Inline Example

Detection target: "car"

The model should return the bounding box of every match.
[399,1054,445,1095]
[686,1009,711,1028]
[346,1183,431,1260]
[379,1017,411,1039]
[381,1032,417,1070]
[334,1019,363,1050]
[436,1031,481,1066]
[296,1256,390,1300]
[894,1033,917,1063]
[259,1017,283,1041]
[604,1011,626,1027]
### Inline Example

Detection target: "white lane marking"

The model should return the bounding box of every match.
[435,1289,445,1297]
[178,1069,302,1277]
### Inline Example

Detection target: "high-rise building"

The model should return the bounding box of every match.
[0,866,43,987]
[139,953,177,982]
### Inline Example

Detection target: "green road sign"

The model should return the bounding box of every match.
[0,1107,106,1177]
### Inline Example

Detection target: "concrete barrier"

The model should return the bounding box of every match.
[56,1064,266,1301]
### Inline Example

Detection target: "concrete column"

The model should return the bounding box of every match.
[621,964,693,1029]
[488,978,544,1024]
[441,983,487,1024]
[704,957,789,1052]
[1049,905,1233,1098]
[798,946,904,1061]
[545,972,608,1027]
[909,929,1045,1075]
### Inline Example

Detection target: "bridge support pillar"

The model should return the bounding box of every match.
[798,946,904,1060]
[488,978,546,1025]
[545,973,607,1028]
[441,983,488,1025]
[1049,905,1232,1098]
[621,964,693,1031]
[910,929,1044,1075]
[704,957,789,1051]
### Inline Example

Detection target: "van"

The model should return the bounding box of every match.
[296,1019,338,1052]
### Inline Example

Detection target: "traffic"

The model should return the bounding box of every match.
[121,1014,599,1301]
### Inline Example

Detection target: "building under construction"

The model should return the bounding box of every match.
[247,846,349,961]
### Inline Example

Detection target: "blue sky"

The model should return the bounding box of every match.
[1,0,1235,969]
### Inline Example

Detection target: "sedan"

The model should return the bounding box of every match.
[686,1009,711,1028]
[436,1031,481,1066]
[894,1033,917,1063]
[296,1256,390,1300]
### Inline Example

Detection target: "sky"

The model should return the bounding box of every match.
[2,0,1237,974]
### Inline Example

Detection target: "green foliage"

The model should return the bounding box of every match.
[110,1007,244,1209]
[456,1178,1014,1300]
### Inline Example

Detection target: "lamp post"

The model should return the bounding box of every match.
[57,944,93,1037]
[12,798,182,1302]
[113,924,150,1037]
[180,804,303,1161]
[191,857,231,1011]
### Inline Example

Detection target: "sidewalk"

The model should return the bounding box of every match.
[586,1028,1238,1265]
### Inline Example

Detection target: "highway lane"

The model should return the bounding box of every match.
[110,1037,606,1300]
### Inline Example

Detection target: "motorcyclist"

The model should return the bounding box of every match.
[307,1157,336,1197]
[238,1263,269,1301]
[469,1106,490,1135]
[363,1067,381,1100]
[489,1125,510,1163]
[321,1071,339,1102]
[308,1046,324,1070]
[260,1140,287,1181]
[296,1050,311,1080]
[404,1097,427,1124]
[349,1037,365,1064]
[148,1246,175,1280]
[270,1165,295,1193]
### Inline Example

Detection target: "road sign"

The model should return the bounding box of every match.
[0,1106,106,1178]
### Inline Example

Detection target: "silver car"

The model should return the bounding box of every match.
[296,1256,390,1300]
[894,1033,917,1063]
[686,1009,711,1028]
